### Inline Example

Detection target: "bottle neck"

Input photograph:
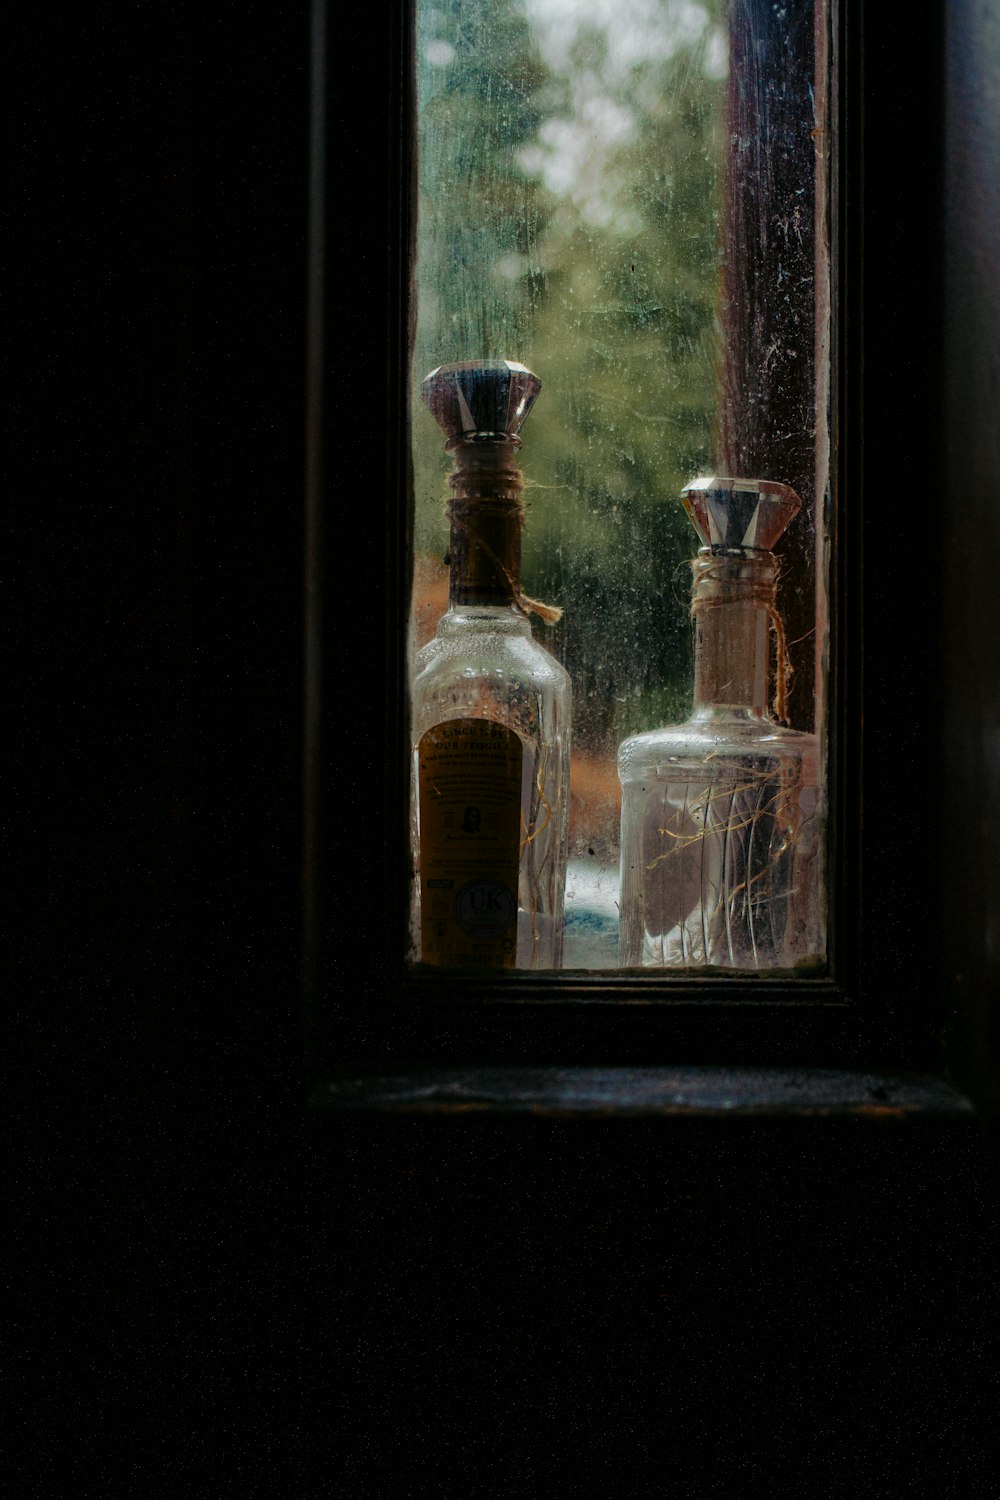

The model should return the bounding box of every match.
[446,438,523,609]
[690,550,778,717]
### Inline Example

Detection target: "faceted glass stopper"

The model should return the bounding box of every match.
[421,359,541,446]
[680,475,801,553]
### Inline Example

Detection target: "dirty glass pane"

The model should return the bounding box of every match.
[410,0,829,970]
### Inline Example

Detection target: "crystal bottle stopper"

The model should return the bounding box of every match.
[680,475,801,554]
[421,359,542,447]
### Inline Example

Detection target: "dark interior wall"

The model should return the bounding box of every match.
[11,5,309,1088]
[942,0,1000,1124]
[313,1113,996,1493]
[11,9,311,1485]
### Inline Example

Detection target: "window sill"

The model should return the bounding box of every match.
[310,1065,974,1121]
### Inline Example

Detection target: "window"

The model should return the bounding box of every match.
[305,26,994,1486]
[407,0,830,973]
[305,0,955,1079]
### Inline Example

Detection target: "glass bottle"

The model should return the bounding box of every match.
[617,476,824,971]
[411,360,571,969]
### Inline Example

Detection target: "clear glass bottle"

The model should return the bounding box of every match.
[411,360,571,969]
[617,477,824,971]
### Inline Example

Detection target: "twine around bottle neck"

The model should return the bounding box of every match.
[445,439,561,623]
[689,549,792,723]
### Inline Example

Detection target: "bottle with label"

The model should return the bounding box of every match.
[617,476,824,970]
[411,359,571,969]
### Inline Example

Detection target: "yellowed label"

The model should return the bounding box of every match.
[418,718,522,967]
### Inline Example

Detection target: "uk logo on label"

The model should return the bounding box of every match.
[455,878,516,938]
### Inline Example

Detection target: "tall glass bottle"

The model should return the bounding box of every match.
[618,476,824,971]
[411,360,571,969]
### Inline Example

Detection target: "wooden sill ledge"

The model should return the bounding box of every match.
[310,1066,975,1121]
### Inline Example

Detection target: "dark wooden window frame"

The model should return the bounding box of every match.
[306,0,965,1103]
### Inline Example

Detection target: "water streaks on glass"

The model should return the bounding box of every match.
[410,0,828,971]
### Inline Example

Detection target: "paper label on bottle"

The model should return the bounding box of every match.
[418,718,522,968]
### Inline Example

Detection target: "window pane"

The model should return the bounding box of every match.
[410,0,828,971]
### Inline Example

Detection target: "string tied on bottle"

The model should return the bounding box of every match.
[690,555,793,723]
[446,482,563,624]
